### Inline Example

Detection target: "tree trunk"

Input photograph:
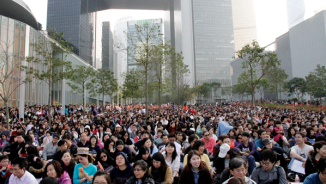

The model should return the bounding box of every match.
[5,101,10,130]
[102,92,105,108]
[145,68,148,118]
[48,82,52,125]
[82,84,85,112]
[158,79,161,115]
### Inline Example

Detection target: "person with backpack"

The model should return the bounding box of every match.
[251,149,287,184]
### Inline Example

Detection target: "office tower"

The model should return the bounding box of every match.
[286,0,305,29]
[231,0,258,53]
[102,21,111,70]
[192,0,234,85]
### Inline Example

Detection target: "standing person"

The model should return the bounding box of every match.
[43,134,59,160]
[251,150,287,184]
[200,131,216,155]
[45,160,71,184]
[303,157,326,184]
[125,160,155,184]
[235,132,256,175]
[110,152,134,184]
[73,148,97,184]
[178,150,213,184]
[8,157,38,184]
[150,152,173,184]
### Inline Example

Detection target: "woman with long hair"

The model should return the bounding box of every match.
[133,146,153,168]
[93,170,111,184]
[114,140,133,163]
[60,150,76,180]
[97,125,105,142]
[45,160,71,184]
[183,140,211,171]
[178,150,213,184]
[305,141,326,177]
[104,138,115,158]
[162,142,180,184]
[90,123,98,135]
[125,160,155,184]
[73,148,97,184]
[150,152,173,184]
[142,138,158,156]
[122,131,133,146]
[88,135,101,158]
[110,152,134,184]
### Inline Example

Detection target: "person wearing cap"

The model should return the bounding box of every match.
[73,147,97,184]
[43,134,59,160]
[251,150,287,184]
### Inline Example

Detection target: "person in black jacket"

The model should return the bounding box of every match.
[305,141,326,177]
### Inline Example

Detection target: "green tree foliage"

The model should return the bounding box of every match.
[232,83,248,101]
[267,66,288,100]
[87,69,118,107]
[122,69,141,107]
[67,65,95,110]
[236,40,281,106]
[286,77,307,101]
[193,82,221,99]
[24,29,72,124]
[305,65,326,102]
[255,78,270,102]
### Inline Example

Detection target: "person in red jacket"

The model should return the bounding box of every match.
[168,122,177,133]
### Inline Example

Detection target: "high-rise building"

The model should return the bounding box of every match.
[102,21,111,70]
[286,0,305,29]
[192,0,234,85]
[231,0,257,53]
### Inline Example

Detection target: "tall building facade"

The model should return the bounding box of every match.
[192,0,234,85]
[286,0,305,29]
[102,21,111,70]
[231,0,257,53]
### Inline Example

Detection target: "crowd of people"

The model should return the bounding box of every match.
[0,102,325,184]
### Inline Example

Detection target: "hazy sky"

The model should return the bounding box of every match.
[23,0,326,47]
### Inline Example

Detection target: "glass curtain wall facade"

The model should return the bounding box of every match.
[192,0,234,85]
[0,15,100,107]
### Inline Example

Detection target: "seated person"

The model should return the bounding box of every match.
[251,149,287,184]
[221,157,256,184]
[304,157,326,184]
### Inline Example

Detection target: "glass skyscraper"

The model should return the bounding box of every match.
[192,0,234,85]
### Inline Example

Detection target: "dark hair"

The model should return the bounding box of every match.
[165,142,177,163]
[45,160,64,178]
[317,157,326,172]
[226,177,246,184]
[61,134,72,141]
[313,141,326,153]
[93,170,111,184]
[58,140,67,147]
[134,146,151,162]
[142,138,154,153]
[79,154,94,164]
[241,132,250,138]
[104,138,114,152]
[316,135,326,143]
[133,160,151,180]
[27,146,40,157]
[260,149,277,163]
[114,152,127,166]
[218,134,229,142]
[257,129,266,138]
[186,150,201,168]
[0,155,8,162]
[151,152,168,181]
[188,134,197,144]
[275,121,281,125]
[192,140,205,151]
[40,177,59,184]
[168,133,176,139]
[11,157,27,169]
[295,132,306,138]
[229,157,247,171]
[96,149,109,162]
[90,135,98,145]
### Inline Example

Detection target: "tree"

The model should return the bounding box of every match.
[24,30,72,125]
[67,65,95,111]
[305,65,326,102]
[236,40,281,106]
[0,40,26,128]
[172,53,190,105]
[233,83,248,101]
[87,69,118,108]
[122,69,141,107]
[255,78,270,102]
[286,77,307,101]
[267,66,288,100]
[193,82,221,103]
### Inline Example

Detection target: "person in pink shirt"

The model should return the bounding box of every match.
[200,130,216,155]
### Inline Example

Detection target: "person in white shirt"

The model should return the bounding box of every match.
[290,132,313,162]
[9,157,38,184]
